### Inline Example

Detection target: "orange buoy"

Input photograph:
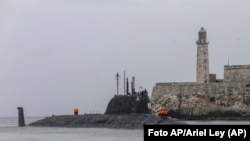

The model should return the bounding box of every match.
[158,109,169,116]
[74,108,79,115]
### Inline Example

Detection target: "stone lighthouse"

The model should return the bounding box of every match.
[196,27,209,83]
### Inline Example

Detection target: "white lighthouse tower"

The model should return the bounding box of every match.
[196,27,209,83]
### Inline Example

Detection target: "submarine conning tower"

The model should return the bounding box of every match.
[105,74,152,115]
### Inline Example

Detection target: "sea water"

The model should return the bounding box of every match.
[0,117,143,141]
[1,117,250,141]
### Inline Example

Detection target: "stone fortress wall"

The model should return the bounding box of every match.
[224,65,250,83]
[151,28,250,117]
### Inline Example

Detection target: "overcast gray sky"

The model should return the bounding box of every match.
[1,0,250,117]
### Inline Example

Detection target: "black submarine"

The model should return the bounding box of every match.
[28,73,187,129]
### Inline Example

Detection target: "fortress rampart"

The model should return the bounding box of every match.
[151,28,250,118]
[224,65,250,83]
[151,81,250,116]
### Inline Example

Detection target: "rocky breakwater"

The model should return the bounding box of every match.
[29,114,187,129]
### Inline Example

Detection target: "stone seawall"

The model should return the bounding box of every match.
[151,82,250,119]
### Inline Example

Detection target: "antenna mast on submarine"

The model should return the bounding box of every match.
[124,71,126,95]
[126,77,129,95]
[115,72,120,95]
[131,76,135,94]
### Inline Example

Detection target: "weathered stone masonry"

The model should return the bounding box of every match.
[151,28,250,116]
[197,27,209,83]
[151,82,250,116]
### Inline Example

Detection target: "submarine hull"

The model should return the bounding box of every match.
[29,114,187,129]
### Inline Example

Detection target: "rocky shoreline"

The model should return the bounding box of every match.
[28,114,188,129]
